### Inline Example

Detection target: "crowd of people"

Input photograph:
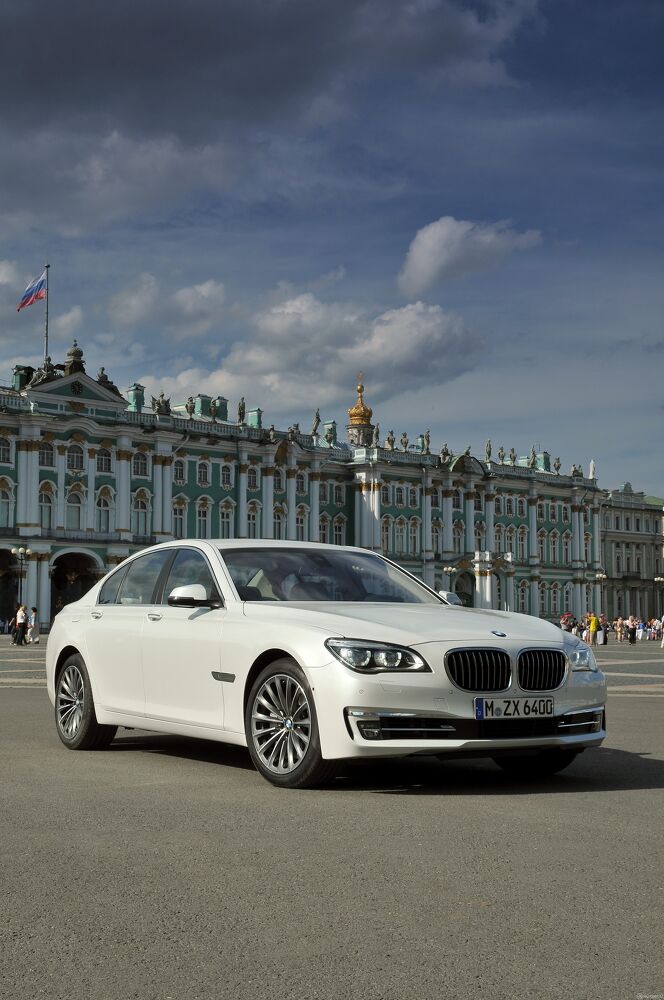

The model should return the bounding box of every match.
[3,604,40,645]
[560,611,664,645]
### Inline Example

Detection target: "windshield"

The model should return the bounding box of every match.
[219,547,442,604]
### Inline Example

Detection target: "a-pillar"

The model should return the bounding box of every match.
[86,449,97,532]
[464,485,475,554]
[262,465,275,539]
[237,450,249,538]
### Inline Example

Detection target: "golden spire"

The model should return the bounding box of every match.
[347,371,373,426]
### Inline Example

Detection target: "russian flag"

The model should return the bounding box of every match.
[17,269,47,312]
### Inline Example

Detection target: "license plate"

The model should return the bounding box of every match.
[474,697,554,720]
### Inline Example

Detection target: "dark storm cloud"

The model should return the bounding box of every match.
[0,0,536,140]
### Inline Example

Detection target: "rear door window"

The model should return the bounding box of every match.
[117,550,173,606]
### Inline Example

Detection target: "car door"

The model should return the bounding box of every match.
[84,548,174,717]
[141,546,226,730]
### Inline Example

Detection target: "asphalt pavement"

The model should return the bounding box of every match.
[1,635,663,1000]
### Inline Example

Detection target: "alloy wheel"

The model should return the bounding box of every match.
[251,673,312,774]
[57,664,85,740]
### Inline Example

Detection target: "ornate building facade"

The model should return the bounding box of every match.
[0,343,659,627]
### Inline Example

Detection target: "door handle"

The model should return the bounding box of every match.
[147,612,162,621]
[90,611,103,619]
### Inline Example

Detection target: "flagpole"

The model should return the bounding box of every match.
[44,263,50,365]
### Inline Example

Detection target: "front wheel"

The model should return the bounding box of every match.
[245,659,338,789]
[492,749,582,777]
[55,654,117,750]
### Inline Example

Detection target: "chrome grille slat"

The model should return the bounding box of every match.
[518,650,566,691]
[446,649,511,692]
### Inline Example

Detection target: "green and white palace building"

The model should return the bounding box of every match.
[1,342,662,628]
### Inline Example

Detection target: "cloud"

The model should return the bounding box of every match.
[53,306,83,339]
[0,260,18,286]
[107,274,227,339]
[136,290,482,418]
[398,215,542,295]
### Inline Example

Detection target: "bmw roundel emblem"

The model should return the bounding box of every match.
[491,630,507,637]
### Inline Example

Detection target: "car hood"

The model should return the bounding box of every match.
[242,602,563,645]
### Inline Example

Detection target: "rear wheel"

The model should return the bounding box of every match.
[55,654,117,750]
[492,749,581,777]
[245,659,338,789]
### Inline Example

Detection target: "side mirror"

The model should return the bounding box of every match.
[168,584,222,609]
[438,590,463,606]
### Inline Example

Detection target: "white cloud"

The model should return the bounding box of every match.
[0,260,17,286]
[172,280,225,317]
[398,216,542,296]
[108,272,159,327]
[107,274,227,339]
[53,305,83,339]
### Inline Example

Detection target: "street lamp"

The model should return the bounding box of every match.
[443,564,457,590]
[11,546,32,605]
[595,570,607,616]
[655,577,664,617]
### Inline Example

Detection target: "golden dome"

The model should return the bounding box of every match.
[347,380,373,426]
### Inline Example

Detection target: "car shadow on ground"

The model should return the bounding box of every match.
[107,732,664,793]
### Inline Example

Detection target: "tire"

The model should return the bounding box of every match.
[244,658,338,789]
[55,653,117,750]
[492,749,582,777]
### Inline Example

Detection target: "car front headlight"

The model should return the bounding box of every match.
[568,644,599,672]
[325,639,431,674]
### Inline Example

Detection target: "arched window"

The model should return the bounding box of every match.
[537,502,545,521]
[0,438,10,464]
[296,473,306,494]
[197,503,209,539]
[39,442,54,467]
[67,444,84,471]
[273,507,286,539]
[475,523,485,550]
[273,469,284,493]
[96,495,111,533]
[517,527,527,561]
[247,503,260,538]
[518,581,529,614]
[409,487,418,508]
[395,518,406,556]
[333,516,346,546]
[431,488,440,508]
[381,484,390,506]
[494,524,503,553]
[539,583,547,617]
[319,482,329,505]
[173,504,185,538]
[197,462,210,487]
[173,459,185,484]
[584,533,591,563]
[538,530,546,563]
[517,498,526,518]
[221,464,232,489]
[549,502,557,521]
[562,505,570,524]
[395,486,405,507]
[453,522,463,554]
[381,516,391,555]
[507,527,516,558]
[39,490,53,529]
[219,503,233,538]
[247,467,259,490]
[563,532,572,564]
[432,521,442,556]
[505,496,514,517]
[319,514,330,544]
[494,496,503,515]
[296,506,307,541]
[474,494,483,512]
[564,584,573,614]
[0,485,14,527]
[132,452,148,477]
[131,497,149,536]
[96,448,111,474]
[453,489,462,510]
[66,492,82,530]
[334,484,344,505]
[585,584,592,612]
[409,519,420,555]
[551,584,560,616]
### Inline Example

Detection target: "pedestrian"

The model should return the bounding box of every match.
[8,602,20,644]
[588,611,599,646]
[626,615,637,645]
[15,605,28,646]
[26,607,39,644]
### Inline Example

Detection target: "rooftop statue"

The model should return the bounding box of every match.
[185,397,195,419]
[386,429,395,451]
[400,431,409,452]
[553,456,561,474]
[485,439,492,462]
[424,429,431,455]
[237,396,245,424]
[209,399,218,422]
[529,446,538,469]
[497,445,505,464]
[151,392,171,416]
[509,447,517,466]
[440,442,450,464]
[464,444,471,456]
[311,408,321,436]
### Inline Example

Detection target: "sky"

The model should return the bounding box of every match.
[1,0,663,494]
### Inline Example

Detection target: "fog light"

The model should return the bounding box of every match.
[357,721,382,740]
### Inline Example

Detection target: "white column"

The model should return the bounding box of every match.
[309,472,320,542]
[593,583,602,615]
[55,446,66,529]
[353,482,362,546]
[373,481,382,551]
[26,556,38,609]
[15,440,29,531]
[573,581,583,618]
[423,482,432,560]
[464,485,475,554]
[572,505,582,562]
[151,456,163,534]
[485,491,495,552]
[262,467,275,539]
[238,454,248,538]
[39,555,51,626]
[27,441,40,527]
[530,579,539,617]
[442,489,453,553]
[505,571,515,612]
[528,495,538,560]
[116,437,132,536]
[86,450,96,532]
[162,458,173,537]
[286,466,297,540]
[592,506,601,565]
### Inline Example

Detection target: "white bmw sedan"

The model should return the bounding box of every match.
[46,540,606,788]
